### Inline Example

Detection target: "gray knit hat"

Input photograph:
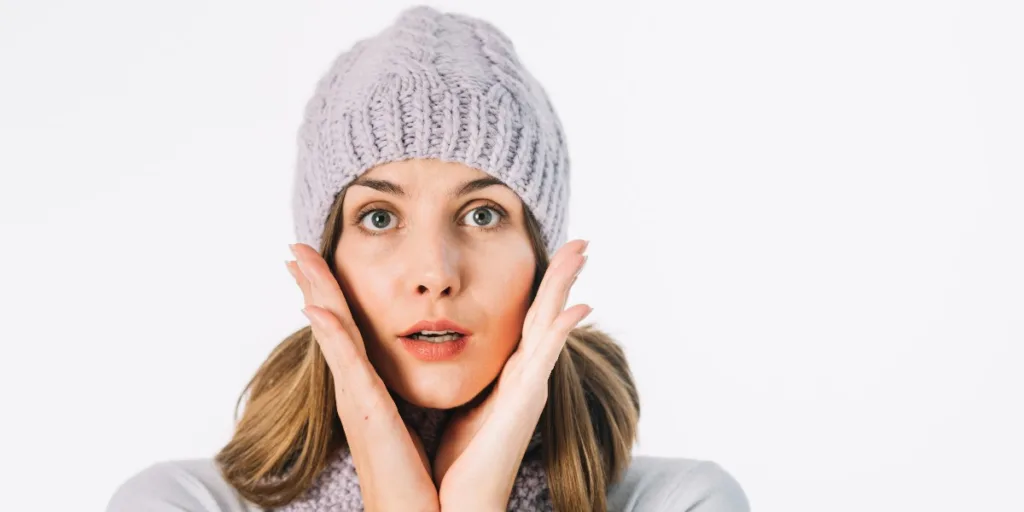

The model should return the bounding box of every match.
[291,5,570,255]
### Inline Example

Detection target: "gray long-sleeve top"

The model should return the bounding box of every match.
[106,455,749,511]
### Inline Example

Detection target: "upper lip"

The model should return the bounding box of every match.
[399,318,472,337]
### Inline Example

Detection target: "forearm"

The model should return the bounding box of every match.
[348,423,440,512]
[335,365,440,512]
[438,390,546,510]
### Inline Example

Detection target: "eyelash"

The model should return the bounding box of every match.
[352,202,509,236]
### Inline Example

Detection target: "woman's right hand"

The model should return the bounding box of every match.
[286,243,438,512]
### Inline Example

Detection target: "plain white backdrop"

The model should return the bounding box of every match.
[1,0,1021,510]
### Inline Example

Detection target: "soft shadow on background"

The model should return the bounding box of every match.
[0,1,1021,510]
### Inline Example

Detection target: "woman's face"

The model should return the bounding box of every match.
[333,159,537,409]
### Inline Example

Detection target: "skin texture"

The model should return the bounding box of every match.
[332,159,538,410]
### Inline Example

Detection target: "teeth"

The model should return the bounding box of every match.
[409,332,463,342]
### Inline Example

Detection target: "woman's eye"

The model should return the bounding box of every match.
[462,206,501,228]
[360,210,396,231]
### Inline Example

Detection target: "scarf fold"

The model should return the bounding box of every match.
[273,399,552,511]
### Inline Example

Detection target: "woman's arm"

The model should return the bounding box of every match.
[608,457,750,512]
[106,459,259,512]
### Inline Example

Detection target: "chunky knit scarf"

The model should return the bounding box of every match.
[273,399,552,511]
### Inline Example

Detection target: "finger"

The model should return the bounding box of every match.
[524,240,588,334]
[286,260,313,305]
[525,251,586,344]
[290,243,341,301]
[290,243,359,334]
[534,304,592,372]
[558,254,586,311]
[302,304,364,373]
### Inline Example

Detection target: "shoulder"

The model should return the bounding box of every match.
[106,458,262,512]
[607,456,750,512]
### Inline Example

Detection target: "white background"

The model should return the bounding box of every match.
[1,0,1021,510]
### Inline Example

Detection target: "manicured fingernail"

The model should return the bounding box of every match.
[582,306,594,320]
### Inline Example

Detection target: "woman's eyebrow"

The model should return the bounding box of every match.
[351,178,406,196]
[450,176,506,197]
[350,176,507,198]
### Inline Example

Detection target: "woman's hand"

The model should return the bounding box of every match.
[433,239,592,510]
[286,243,439,512]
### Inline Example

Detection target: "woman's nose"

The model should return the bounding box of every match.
[406,233,462,300]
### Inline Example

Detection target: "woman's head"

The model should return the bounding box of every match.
[320,158,545,409]
[289,4,572,410]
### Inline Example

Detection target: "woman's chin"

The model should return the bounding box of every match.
[394,383,475,410]
[388,371,488,410]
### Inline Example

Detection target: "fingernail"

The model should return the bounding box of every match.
[289,244,298,257]
[582,239,590,252]
[301,306,314,323]
[582,306,594,320]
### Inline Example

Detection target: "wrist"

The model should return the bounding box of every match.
[331,366,397,420]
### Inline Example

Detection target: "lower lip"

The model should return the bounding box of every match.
[399,335,469,361]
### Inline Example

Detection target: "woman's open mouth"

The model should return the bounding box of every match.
[405,330,465,342]
[398,320,472,361]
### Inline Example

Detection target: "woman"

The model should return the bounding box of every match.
[107,5,749,511]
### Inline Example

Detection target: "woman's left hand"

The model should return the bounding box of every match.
[433,239,592,510]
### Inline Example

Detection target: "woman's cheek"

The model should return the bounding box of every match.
[487,255,535,339]
[337,257,399,338]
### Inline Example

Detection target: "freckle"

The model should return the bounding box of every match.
[364,415,369,420]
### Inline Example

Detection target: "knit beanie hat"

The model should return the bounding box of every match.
[291,5,570,256]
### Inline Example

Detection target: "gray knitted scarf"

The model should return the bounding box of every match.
[273,399,552,511]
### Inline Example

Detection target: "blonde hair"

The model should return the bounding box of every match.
[215,184,640,510]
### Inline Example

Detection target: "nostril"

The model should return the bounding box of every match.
[417,285,452,296]
[417,284,454,296]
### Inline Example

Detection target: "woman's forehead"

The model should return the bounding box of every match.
[362,159,489,183]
